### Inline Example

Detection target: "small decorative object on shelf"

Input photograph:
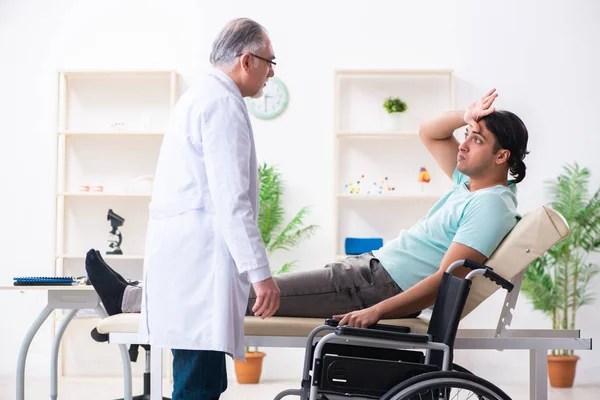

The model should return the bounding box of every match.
[344,174,396,195]
[106,209,125,255]
[418,167,431,192]
[344,174,365,195]
[78,184,104,193]
[345,237,384,255]
[383,96,408,131]
[373,176,396,195]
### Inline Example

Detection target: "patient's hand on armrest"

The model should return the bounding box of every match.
[333,306,383,328]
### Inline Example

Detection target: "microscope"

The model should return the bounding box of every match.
[106,209,125,255]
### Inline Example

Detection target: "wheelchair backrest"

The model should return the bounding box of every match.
[427,272,472,368]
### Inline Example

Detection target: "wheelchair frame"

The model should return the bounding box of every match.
[274,259,515,400]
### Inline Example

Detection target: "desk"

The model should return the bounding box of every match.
[0,285,133,400]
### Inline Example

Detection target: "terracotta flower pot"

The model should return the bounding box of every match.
[547,355,580,388]
[234,352,266,384]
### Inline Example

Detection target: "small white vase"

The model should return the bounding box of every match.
[385,112,404,131]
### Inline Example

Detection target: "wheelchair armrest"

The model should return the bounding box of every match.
[335,326,429,343]
[324,318,410,334]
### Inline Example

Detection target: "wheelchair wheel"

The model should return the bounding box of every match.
[451,363,474,375]
[380,371,511,400]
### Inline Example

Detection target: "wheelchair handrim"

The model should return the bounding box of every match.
[387,377,508,400]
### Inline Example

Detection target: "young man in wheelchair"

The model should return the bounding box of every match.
[86,88,530,328]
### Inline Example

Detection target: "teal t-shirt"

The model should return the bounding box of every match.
[372,169,519,291]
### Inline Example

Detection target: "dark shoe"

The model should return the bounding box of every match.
[92,249,132,286]
[90,327,109,342]
[85,249,126,316]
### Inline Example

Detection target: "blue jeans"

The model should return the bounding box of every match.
[171,349,227,400]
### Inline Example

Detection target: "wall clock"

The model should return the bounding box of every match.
[246,76,289,120]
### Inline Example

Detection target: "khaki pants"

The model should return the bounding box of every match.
[247,253,420,319]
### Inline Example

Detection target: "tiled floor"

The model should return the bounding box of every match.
[1,376,598,399]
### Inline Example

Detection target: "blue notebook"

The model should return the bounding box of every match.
[13,277,76,286]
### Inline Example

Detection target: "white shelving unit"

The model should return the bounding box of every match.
[334,69,454,258]
[53,70,179,378]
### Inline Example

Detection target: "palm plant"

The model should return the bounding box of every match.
[521,162,600,356]
[258,162,318,274]
[242,163,318,355]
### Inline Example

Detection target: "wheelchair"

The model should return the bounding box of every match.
[274,259,514,400]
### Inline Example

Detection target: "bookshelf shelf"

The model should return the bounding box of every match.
[333,69,454,257]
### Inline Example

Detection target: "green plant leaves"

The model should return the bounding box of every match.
[522,162,600,338]
[383,96,407,114]
[258,162,319,274]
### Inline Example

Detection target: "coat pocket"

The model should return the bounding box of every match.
[149,194,209,219]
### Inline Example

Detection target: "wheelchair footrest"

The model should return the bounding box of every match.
[319,354,439,398]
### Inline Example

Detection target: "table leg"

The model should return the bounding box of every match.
[118,343,133,400]
[530,349,548,400]
[17,305,54,400]
[50,309,77,400]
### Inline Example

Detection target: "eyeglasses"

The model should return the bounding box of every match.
[237,53,276,69]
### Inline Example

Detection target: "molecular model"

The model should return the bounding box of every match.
[344,174,396,195]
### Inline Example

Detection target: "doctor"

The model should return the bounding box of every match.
[138,18,281,400]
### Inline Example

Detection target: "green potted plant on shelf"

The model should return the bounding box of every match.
[383,96,408,131]
[521,162,600,388]
[234,162,319,384]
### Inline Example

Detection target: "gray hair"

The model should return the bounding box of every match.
[210,18,267,69]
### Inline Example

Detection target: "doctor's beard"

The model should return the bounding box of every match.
[251,86,264,99]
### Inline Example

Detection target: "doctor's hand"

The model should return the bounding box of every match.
[333,306,382,329]
[252,277,280,319]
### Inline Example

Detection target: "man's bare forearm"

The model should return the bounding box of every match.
[419,110,466,140]
[373,272,443,319]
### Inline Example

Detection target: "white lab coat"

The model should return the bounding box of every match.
[138,69,271,360]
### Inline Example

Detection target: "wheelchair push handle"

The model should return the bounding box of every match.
[449,259,514,292]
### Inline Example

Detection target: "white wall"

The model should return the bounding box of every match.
[0,0,598,388]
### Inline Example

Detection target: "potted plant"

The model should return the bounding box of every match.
[383,96,408,131]
[234,162,318,384]
[521,162,600,388]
